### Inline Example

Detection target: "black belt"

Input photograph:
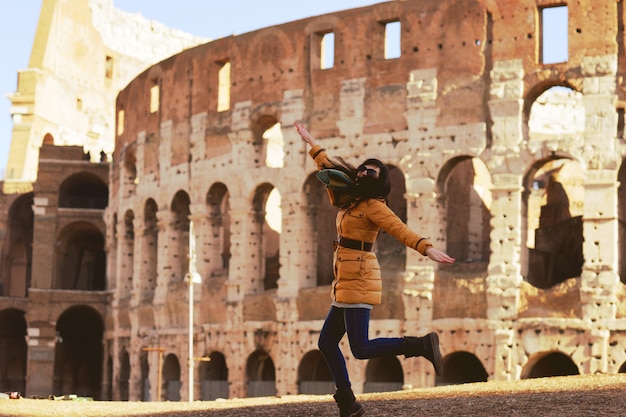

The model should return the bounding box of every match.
[337,237,373,251]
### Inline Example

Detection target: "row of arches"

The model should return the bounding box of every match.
[107,344,618,401]
[4,302,626,399]
[0,306,103,398]
[1,171,108,296]
[116,146,592,310]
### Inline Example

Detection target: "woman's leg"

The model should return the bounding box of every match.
[344,308,404,359]
[318,306,351,390]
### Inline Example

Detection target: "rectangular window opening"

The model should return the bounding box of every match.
[321,32,335,69]
[105,55,114,79]
[149,79,160,114]
[117,109,125,136]
[384,21,401,60]
[217,61,231,112]
[541,6,568,64]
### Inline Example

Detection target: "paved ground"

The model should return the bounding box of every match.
[2,374,625,417]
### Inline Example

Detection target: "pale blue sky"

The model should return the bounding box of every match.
[0,0,381,179]
[0,1,567,180]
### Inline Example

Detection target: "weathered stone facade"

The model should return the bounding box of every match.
[3,0,207,194]
[2,0,626,403]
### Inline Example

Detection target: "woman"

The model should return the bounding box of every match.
[296,122,455,417]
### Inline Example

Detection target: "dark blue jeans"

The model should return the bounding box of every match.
[318,306,405,390]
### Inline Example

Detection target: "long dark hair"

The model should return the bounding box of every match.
[326,156,391,207]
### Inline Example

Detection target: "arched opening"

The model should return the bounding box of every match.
[123,147,137,189]
[521,351,580,379]
[3,193,34,297]
[170,191,191,281]
[54,306,104,399]
[363,356,404,393]
[304,172,336,287]
[436,351,488,386]
[0,309,27,393]
[59,172,108,209]
[263,122,284,168]
[119,349,130,401]
[141,199,158,301]
[55,221,106,290]
[443,157,491,264]
[120,210,135,299]
[526,86,585,145]
[376,165,408,271]
[199,351,229,400]
[523,158,584,288]
[246,350,276,397]
[252,115,284,168]
[618,361,626,373]
[206,183,231,271]
[298,350,334,394]
[252,184,281,292]
[162,354,181,401]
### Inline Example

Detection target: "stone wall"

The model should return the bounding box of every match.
[107,0,626,400]
[2,0,626,401]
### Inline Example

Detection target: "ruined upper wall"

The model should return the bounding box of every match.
[115,0,619,154]
[4,0,208,193]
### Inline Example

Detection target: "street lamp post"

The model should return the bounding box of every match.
[187,220,201,402]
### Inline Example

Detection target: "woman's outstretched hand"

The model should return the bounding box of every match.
[426,247,456,264]
[295,122,318,147]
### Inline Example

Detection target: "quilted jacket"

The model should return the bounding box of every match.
[309,145,434,305]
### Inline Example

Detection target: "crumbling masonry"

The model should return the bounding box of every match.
[1,0,626,401]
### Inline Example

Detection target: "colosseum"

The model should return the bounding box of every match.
[1,0,626,402]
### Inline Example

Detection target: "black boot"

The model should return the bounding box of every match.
[333,387,365,417]
[403,332,443,375]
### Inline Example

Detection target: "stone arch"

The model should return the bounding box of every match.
[246,349,276,397]
[251,183,281,292]
[2,193,34,297]
[59,171,108,209]
[141,198,158,302]
[437,156,492,264]
[119,209,135,298]
[0,308,27,393]
[169,190,191,281]
[55,221,106,290]
[364,356,404,393]
[54,305,104,399]
[297,350,334,395]
[436,351,488,386]
[521,351,580,379]
[206,183,231,271]
[304,172,335,287]
[199,351,229,400]
[251,114,284,168]
[122,145,137,191]
[377,164,408,271]
[522,157,584,288]
[162,353,181,401]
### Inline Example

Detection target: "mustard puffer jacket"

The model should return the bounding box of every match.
[309,145,434,305]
